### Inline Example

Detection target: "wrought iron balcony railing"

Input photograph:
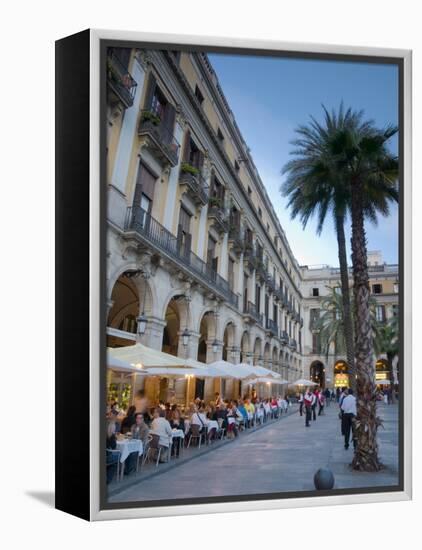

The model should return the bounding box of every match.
[265,318,278,336]
[138,111,180,167]
[280,330,289,345]
[290,338,297,350]
[228,226,244,254]
[178,170,209,207]
[243,301,263,325]
[208,205,229,234]
[124,207,239,309]
[265,273,276,293]
[107,51,137,109]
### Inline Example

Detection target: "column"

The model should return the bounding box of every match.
[162,121,185,231]
[111,58,146,195]
[219,233,229,279]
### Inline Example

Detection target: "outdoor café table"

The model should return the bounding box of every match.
[115,438,143,481]
[206,420,219,432]
[171,428,185,457]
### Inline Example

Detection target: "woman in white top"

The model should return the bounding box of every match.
[150,408,173,448]
[190,407,207,429]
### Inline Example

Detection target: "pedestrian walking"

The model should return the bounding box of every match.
[340,388,357,450]
[324,387,331,407]
[318,391,325,415]
[303,389,313,427]
[311,389,318,421]
[298,392,304,416]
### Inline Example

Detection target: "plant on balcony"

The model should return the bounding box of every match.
[208,196,223,209]
[141,110,161,126]
[180,162,199,176]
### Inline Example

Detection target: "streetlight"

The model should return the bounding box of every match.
[212,339,219,354]
[182,327,190,347]
[136,312,148,335]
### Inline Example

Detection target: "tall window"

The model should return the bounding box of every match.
[207,235,218,273]
[375,305,386,322]
[177,207,192,256]
[243,273,249,311]
[133,162,156,212]
[312,287,319,297]
[228,257,235,291]
[194,84,204,105]
[182,130,204,170]
[256,284,261,313]
[372,283,383,295]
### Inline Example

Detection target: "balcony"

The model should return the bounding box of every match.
[179,167,209,207]
[256,260,267,283]
[243,301,263,325]
[107,51,137,109]
[280,331,289,345]
[265,318,278,337]
[208,203,229,234]
[243,246,258,271]
[228,226,244,255]
[138,111,180,167]
[124,207,239,309]
[265,273,276,293]
[289,338,297,350]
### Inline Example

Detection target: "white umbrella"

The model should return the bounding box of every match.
[106,353,148,375]
[376,379,391,385]
[251,364,282,379]
[140,366,205,378]
[248,377,289,385]
[290,378,318,386]
[107,343,197,369]
[209,360,255,379]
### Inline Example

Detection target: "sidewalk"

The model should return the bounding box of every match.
[108,402,399,504]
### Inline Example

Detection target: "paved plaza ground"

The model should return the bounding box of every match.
[108,402,399,504]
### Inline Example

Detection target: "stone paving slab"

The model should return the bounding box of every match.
[108,402,399,504]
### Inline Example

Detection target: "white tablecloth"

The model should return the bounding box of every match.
[172,429,185,439]
[116,439,143,463]
[206,420,219,431]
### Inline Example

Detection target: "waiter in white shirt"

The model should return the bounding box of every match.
[340,388,357,450]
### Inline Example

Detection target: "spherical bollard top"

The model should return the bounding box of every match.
[314,468,335,490]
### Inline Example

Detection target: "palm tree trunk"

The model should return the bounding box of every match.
[350,179,382,472]
[387,351,396,404]
[335,214,355,392]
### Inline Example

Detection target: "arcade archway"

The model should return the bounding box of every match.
[334,360,349,388]
[310,360,325,388]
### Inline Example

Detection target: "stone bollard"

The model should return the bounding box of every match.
[314,468,335,490]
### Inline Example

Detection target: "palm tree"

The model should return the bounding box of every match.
[374,315,399,403]
[283,105,398,471]
[282,105,358,390]
[317,285,378,366]
[327,118,398,471]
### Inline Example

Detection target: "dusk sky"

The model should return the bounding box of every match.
[208,53,399,268]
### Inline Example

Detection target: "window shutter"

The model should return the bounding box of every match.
[162,102,176,143]
[184,233,192,257]
[196,150,205,171]
[144,72,157,110]
[176,224,183,251]
[182,129,191,162]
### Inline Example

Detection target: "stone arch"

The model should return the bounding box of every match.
[197,310,218,364]
[107,272,154,330]
[240,330,251,363]
[264,342,271,366]
[310,360,325,388]
[253,336,263,365]
[222,321,237,361]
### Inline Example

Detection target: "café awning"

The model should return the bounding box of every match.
[208,360,256,379]
[248,377,289,385]
[106,353,148,375]
[107,343,197,370]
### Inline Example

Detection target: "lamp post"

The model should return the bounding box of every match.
[136,312,148,336]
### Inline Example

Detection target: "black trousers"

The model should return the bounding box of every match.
[318,404,324,415]
[299,402,303,416]
[305,406,312,426]
[312,404,317,421]
[342,413,356,448]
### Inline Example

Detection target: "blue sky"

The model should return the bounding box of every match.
[208,53,399,267]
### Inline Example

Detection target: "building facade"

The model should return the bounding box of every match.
[105,47,398,406]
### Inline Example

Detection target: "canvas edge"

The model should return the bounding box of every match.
[88,28,412,522]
